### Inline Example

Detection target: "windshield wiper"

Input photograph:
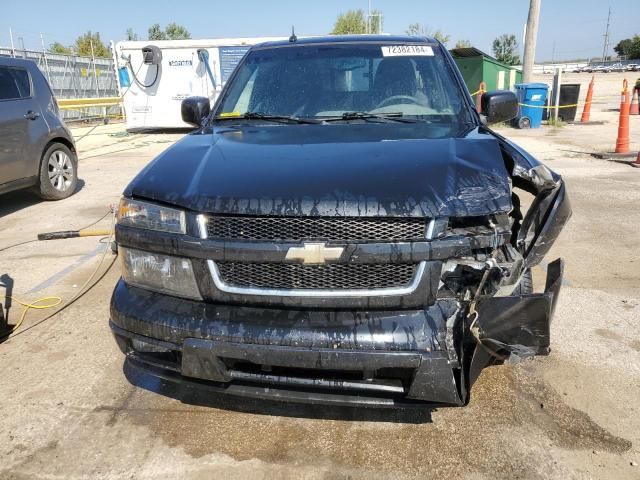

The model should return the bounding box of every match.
[321,112,419,123]
[213,112,321,124]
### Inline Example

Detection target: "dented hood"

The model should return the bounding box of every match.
[125,123,512,217]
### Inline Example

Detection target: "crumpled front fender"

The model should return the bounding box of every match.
[518,180,572,268]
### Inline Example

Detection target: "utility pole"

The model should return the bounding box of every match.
[601,7,611,64]
[522,0,541,83]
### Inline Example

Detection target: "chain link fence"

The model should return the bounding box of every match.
[0,47,121,121]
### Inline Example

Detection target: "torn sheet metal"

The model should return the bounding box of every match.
[474,258,563,360]
[518,182,572,268]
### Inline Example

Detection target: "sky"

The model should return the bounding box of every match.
[1,0,638,62]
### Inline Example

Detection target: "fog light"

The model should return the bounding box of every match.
[120,247,202,300]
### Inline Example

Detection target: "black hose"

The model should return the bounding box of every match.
[128,57,160,89]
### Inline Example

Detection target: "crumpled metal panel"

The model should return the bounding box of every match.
[475,258,563,359]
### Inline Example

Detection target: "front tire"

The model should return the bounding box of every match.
[37,143,78,200]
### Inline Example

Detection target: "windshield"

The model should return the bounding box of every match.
[215,43,471,124]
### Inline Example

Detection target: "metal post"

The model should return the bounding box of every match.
[40,33,53,84]
[368,0,371,34]
[89,39,105,121]
[60,55,69,98]
[522,0,541,83]
[552,68,562,122]
[90,38,101,97]
[9,28,15,57]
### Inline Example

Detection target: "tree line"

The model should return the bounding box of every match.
[47,12,523,67]
[331,9,520,65]
[614,36,640,60]
[48,23,191,58]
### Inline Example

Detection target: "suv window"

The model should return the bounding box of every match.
[12,68,31,97]
[0,66,31,100]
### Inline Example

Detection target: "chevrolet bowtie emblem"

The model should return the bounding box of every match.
[285,243,344,264]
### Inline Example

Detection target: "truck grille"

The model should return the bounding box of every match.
[206,216,427,242]
[216,262,417,290]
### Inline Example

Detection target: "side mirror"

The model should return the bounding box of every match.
[181,96,211,127]
[481,90,518,124]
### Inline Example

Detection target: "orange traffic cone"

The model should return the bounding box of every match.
[632,151,640,168]
[580,76,594,122]
[615,80,631,154]
[630,89,639,115]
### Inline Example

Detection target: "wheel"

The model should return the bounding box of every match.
[512,269,533,295]
[517,117,531,129]
[37,143,78,200]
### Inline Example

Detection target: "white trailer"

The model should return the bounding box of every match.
[112,37,286,130]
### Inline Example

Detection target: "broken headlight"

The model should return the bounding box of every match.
[120,247,202,300]
[118,198,186,234]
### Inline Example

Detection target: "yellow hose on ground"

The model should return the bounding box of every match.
[2,296,63,335]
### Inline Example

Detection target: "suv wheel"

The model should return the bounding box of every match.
[37,143,78,200]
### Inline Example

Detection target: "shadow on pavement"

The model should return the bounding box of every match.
[0,179,85,218]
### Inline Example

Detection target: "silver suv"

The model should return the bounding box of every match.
[0,57,77,200]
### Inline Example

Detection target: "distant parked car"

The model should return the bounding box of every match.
[610,63,625,72]
[0,57,77,200]
[626,63,639,72]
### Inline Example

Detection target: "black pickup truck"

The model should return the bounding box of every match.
[110,35,570,408]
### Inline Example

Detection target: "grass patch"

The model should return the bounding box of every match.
[546,117,566,128]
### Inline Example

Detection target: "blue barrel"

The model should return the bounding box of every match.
[514,83,549,128]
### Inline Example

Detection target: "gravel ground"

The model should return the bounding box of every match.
[0,72,639,479]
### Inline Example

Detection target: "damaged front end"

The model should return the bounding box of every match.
[444,135,571,402]
[109,130,571,408]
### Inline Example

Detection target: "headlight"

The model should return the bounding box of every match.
[120,247,202,300]
[118,198,186,234]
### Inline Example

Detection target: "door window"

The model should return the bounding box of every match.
[12,68,31,97]
[0,66,31,100]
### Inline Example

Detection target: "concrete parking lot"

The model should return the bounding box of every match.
[1,72,639,479]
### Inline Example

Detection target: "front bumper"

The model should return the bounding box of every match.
[110,259,563,408]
